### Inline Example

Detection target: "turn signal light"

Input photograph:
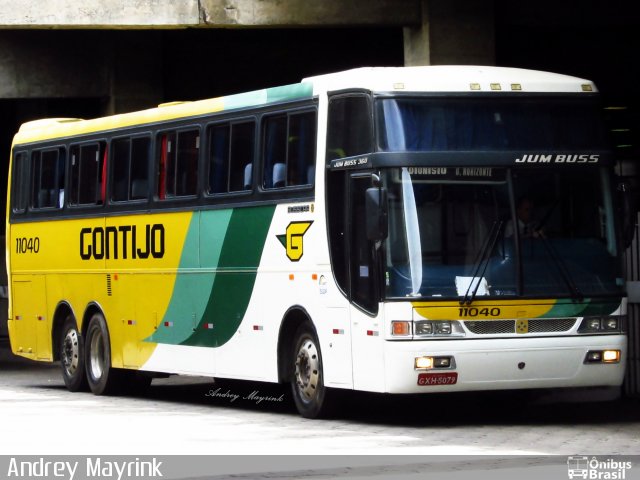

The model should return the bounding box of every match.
[392,321,411,336]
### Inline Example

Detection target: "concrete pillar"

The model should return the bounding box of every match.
[404,0,495,66]
[105,32,164,114]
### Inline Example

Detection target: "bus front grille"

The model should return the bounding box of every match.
[464,318,577,335]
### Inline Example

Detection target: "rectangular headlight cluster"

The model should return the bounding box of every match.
[390,320,465,339]
[578,315,626,334]
[584,350,621,364]
[414,355,456,370]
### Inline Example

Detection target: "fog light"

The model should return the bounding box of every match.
[433,356,451,368]
[392,321,411,336]
[435,321,452,335]
[603,350,621,363]
[586,351,603,363]
[415,356,434,369]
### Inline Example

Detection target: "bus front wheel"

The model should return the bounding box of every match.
[290,323,333,419]
[84,312,122,395]
[60,315,88,392]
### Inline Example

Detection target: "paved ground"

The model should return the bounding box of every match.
[1,335,639,465]
[0,330,640,480]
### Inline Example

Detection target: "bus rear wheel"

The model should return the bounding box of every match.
[290,323,333,419]
[84,312,123,395]
[60,315,88,392]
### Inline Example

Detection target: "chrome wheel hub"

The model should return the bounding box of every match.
[62,329,80,376]
[295,339,320,401]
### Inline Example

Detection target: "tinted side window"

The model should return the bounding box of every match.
[70,142,106,206]
[207,120,255,194]
[12,152,29,214]
[263,110,316,189]
[158,129,199,199]
[31,148,65,209]
[326,95,373,162]
[112,136,150,202]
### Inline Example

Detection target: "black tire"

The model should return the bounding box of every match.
[290,323,333,419]
[59,315,88,392]
[84,312,123,395]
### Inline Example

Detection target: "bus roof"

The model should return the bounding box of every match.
[303,66,596,95]
[13,66,596,146]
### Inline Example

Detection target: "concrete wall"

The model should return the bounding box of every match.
[0,0,200,28]
[0,0,420,28]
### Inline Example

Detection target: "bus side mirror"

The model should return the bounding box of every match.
[619,181,637,249]
[365,187,388,241]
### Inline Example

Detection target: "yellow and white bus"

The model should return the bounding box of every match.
[6,66,628,418]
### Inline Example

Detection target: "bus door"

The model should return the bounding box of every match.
[348,173,386,391]
[11,276,50,359]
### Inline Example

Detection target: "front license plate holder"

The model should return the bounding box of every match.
[417,372,458,386]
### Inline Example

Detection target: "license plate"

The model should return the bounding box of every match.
[417,372,458,386]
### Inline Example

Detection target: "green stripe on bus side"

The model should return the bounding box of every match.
[223,83,313,111]
[266,83,314,103]
[181,205,276,347]
[147,210,233,345]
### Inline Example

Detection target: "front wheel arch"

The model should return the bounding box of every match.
[277,307,312,384]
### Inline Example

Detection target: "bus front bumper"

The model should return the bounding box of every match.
[383,335,627,394]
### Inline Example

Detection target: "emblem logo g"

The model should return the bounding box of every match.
[277,221,313,262]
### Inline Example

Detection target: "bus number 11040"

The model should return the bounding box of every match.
[15,237,40,254]
[458,307,501,317]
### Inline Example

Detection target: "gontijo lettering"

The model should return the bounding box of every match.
[80,224,165,260]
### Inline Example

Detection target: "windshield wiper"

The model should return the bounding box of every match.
[539,236,584,301]
[461,220,503,305]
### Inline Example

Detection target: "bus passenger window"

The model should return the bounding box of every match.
[69,142,105,206]
[31,148,65,210]
[112,136,150,202]
[158,129,199,198]
[262,110,316,189]
[288,111,316,186]
[11,152,29,213]
[207,120,255,194]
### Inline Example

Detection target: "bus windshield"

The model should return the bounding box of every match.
[383,167,623,300]
[377,96,608,151]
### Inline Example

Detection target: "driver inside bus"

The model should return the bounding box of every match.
[505,197,545,238]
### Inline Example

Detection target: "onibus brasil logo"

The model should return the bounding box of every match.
[567,456,633,479]
[277,221,313,262]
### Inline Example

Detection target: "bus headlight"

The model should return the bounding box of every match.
[578,316,625,334]
[414,321,433,335]
[391,321,465,339]
[435,321,452,334]
[414,321,465,338]
[604,318,619,330]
